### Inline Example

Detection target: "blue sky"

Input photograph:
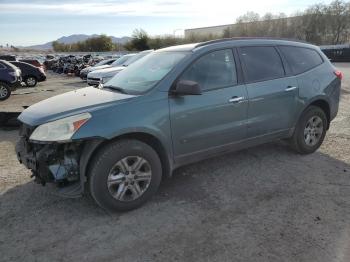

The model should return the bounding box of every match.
[0,0,334,46]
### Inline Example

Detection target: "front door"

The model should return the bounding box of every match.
[169,49,248,162]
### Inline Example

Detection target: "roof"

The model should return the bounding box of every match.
[156,43,199,52]
[195,37,310,48]
[157,38,315,52]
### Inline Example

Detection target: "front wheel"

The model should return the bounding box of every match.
[290,106,327,154]
[88,139,162,212]
[0,82,11,101]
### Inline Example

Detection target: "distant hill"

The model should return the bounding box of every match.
[23,34,131,50]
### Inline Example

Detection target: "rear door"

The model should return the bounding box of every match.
[238,46,299,138]
[169,49,248,160]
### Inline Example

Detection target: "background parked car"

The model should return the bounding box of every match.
[0,55,16,61]
[20,59,45,71]
[80,58,117,80]
[0,59,21,100]
[320,44,350,62]
[10,61,46,87]
[87,51,152,86]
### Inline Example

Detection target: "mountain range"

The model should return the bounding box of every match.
[24,34,131,50]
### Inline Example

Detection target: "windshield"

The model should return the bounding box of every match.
[104,51,188,94]
[94,59,112,67]
[111,55,135,66]
[123,50,153,66]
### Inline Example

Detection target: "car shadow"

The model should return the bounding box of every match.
[1,138,350,261]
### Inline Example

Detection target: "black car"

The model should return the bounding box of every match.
[10,61,46,87]
[0,60,21,100]
[0,55,16,61]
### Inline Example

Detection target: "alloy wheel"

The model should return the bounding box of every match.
[304,116,323,146]
[107,156,152,202]
[26,77,36,86]
[0,85,8,98]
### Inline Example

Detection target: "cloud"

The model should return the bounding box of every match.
[0,0,302,18]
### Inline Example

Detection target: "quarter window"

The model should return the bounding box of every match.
[239,46,285,82]
[179,49,237,91]
[279,46,323,75]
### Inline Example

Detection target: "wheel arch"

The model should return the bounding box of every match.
[24,74,37,79]
[79,132,173,193]
[295,98,331,130]
[307,99,330,129]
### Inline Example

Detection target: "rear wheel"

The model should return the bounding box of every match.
[88,139,162,212]
[290,106,327,154]
[0,82,11,101]
[25,76,37,87]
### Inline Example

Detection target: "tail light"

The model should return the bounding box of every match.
[39,67,45,74]
[334,70,343,80]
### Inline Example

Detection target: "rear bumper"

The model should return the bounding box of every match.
[38,74,46,82]
[329,78,341,122]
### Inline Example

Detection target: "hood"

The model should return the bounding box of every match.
[88,64,111,72]
[88,66,125,78]
[18,86,135,126]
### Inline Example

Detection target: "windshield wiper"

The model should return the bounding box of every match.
[103,85,128,94]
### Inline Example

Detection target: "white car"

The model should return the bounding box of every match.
[87,50,153,86]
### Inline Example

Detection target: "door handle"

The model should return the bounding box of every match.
[285,86,298,91]
[229,96,245,103]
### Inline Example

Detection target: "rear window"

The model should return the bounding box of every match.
[239,46,285,83]
[279,46,323,75]
[0,60,16,70]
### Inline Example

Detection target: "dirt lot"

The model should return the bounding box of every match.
[1,64,350,262]
[0,72,86,113]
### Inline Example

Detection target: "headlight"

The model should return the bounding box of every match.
[30,113,91,142]
[102,76,113,84]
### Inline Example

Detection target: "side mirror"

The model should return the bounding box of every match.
[172,80,202,95]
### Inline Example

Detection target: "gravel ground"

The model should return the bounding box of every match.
[1,64,350,262]
[0,72,86,112]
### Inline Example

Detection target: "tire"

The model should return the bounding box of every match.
[88,139,162,212]
[290,106,327,154]
[25,76,37,87]
[0,82,11,101]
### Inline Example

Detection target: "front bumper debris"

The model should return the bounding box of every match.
[15,124,84,197]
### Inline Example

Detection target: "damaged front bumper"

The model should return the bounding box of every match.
[15,124,86,198]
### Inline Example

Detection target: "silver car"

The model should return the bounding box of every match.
[87,50,153,86]
[79,58,117,80]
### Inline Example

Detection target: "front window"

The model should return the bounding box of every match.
[104,51,188,94]
[179,49,237,91]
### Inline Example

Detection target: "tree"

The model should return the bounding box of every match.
[125,29,150,51]
[52,35,114,52]
[325,0,350,44]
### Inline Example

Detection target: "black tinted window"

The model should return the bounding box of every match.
[180,49,237,91]
[239,46,285,82]
[279,46,323,75]
[0,62,5,69]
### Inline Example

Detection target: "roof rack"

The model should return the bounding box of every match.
[195,37,309,48]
